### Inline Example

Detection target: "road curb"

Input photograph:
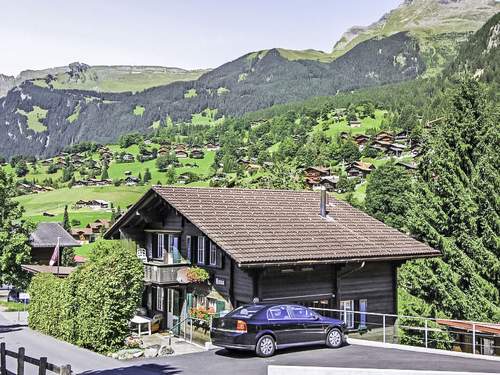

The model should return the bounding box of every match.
[268,366,498,375]
[347,338,500,362]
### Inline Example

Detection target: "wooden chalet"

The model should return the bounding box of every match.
[87,219,111,234]
[70,227,95,243]
[353,134,370,146]
[374,131,394,143]
[105,187,439,331]
[190,149,205,159]
[175,149,189,159]
[29,223,80,264]
[75,199,110,209]
[124,176,141,186]
[349,119,361,128]
[347,161,376,179]
[205,143,220,151]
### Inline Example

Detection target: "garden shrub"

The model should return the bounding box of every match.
[28,240,144,353]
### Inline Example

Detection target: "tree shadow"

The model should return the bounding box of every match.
[0,324,25,333]
[79,363,181,375]
[215,342,350,359]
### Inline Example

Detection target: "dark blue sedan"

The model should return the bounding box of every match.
[211,304,346,357]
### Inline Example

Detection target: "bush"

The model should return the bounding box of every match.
[28,240,144,353]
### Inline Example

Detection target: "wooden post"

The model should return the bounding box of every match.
[17,347,25,375]
[1,343,6,375]
[38,357,47,375]
[60,364,71,375]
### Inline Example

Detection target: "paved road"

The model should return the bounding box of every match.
[113,345,499,375]
[0,312,120,375]
[1,312,499,375]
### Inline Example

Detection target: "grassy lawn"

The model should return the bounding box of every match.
[75,242,95,257]
[16,186,147,217]
[28,211,111,227]
[312,109,386,138]
[0,301,27,312]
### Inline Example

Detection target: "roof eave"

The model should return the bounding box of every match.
[237,252,441,268]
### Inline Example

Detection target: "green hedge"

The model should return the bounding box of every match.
[28,240,143,353]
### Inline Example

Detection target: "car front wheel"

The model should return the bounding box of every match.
[326,328,344,348]
[256,335,276,357]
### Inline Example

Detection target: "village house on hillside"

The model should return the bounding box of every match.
[105,187,440,331]
[74,199,110,210]
[347,161,376,179]
[27,222,80,265]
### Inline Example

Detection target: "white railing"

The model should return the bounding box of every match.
[311,307,499,357]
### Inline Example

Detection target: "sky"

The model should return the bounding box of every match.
[0,0,402,76]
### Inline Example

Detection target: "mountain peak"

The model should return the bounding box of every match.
[332,0,500,56]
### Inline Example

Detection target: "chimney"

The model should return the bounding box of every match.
[320,186,327,217]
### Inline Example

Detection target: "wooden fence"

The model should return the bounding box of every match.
[0,343,71,375]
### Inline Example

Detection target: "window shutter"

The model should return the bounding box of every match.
[146,233,152,260]
[205,237,210,265]
[152,234,158,258]
[217,248,223,269]
[192,236,198,264]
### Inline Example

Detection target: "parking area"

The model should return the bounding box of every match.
[119,344,500,375]
[1,311,498,375]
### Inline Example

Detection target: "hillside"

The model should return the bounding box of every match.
[0,32,424,159]
[0,63,208,97]
[332,0,500,76]
[0,1,497,161]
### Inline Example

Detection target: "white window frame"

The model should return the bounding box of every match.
[209,242,217,266]
[153,233,165,260]
[186,235,192,263]
[197,236,205,264]
[340,300,355,328]
[156,287,164,311]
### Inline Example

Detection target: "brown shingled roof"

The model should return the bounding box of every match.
[107,187,439,266]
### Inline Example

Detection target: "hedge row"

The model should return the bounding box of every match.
[28,240,144,353]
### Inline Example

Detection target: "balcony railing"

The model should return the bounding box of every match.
[143,262,190,285]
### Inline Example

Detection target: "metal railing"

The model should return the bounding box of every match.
[143,263,189,284]
[168,316,211,346]
[311,307,499,357]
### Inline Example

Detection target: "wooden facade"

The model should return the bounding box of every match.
[108,193,400,331]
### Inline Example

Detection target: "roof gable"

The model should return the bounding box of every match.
[31,222,81,248]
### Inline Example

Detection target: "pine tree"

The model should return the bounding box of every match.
[101,164,109,180]
[61,247,76,266]
[401,76,500,322]
[143,168,151,183]
[62,205,71,232]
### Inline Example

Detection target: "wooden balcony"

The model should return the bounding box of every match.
[143,262,190,285]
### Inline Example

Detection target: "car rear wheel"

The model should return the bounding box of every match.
[326,328,343,348]
[256,335,276,357]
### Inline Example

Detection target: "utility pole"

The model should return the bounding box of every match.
[56,236,61,277]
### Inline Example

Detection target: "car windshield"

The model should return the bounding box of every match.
[228,305,265,319]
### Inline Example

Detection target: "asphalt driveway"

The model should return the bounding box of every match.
[1,311,498,375]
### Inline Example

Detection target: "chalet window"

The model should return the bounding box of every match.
[340,300,355,328]
[209,242,217,266]
[359,299,368,328]
[197,236,205,265]
[168,234,180,264]
[152,233,165,259]
[186,235,192,263]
